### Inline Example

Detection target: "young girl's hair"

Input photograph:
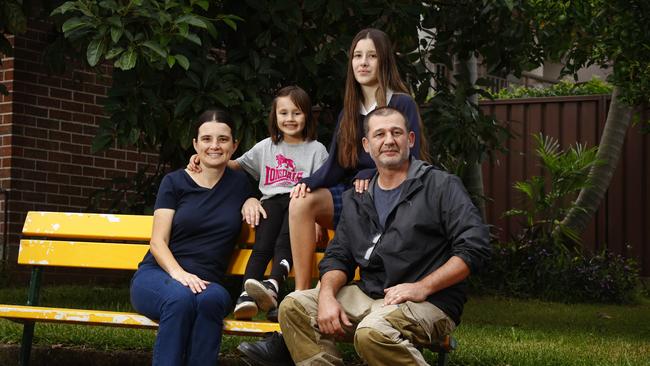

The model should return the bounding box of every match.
[268,85,317,144]
[338,28,429,168]
[195,108,236,139]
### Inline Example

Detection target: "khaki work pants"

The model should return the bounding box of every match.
[278,284,455,366]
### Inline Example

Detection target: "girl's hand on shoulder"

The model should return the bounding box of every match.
[170,268,210,294]
[290,183,311,198]
[186,154,201,173]
[353,179,369,193]
[242,197,267,227]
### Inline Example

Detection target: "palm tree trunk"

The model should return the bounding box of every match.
[559,86,633,235]
[456,55,487,219]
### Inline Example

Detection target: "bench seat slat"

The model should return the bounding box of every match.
[0,304,453,350]
[0,305,158,328]
[0,305,281,335]
[18,240,148,270]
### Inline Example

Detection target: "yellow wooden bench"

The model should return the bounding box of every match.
[0,211,457,366]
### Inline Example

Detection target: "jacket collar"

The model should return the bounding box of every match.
[366,158,430,200]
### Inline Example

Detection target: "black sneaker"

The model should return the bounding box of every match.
[245,279,278,311]
[266,306,278,322]
[238,332,294,366]
[234,294,258,320]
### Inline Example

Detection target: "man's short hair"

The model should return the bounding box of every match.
[363,107,410,136]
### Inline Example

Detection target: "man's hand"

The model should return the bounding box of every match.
[317,293,352,336]
[383,283,428,305]
[241,198,267,227]
[186,154,201,173]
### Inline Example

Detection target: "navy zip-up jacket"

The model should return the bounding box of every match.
[318,159,490,325]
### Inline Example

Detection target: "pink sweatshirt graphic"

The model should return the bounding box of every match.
[264,154,303,185]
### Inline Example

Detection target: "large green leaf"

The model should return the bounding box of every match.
[142,41,167,58]
[176,14,208,29]
[62,17,89,33]
[86,38,106,66]
[105,47,123,60]
[50,2,77,16]
[174,54,189,70]
[194,0,209,11]
[182,33,201,46]
[174,95,194,117]
[115,49,137,70]
[110,27,123,43]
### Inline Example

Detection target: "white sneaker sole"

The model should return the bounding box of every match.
[234,301,258,320]
[245,280,278,311]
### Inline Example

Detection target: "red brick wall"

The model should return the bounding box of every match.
[1,20,157,279]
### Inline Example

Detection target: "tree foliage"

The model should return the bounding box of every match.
[524,0,650,235]
[0,0,28,95]
[51,0,613,212]
[531,0,650,107]
[488,76,613,99]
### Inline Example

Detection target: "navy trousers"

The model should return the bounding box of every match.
[130,264,231,365]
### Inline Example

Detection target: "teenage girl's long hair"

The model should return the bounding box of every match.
[338,28,429,168]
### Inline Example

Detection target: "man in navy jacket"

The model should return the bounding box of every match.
[241,106,490,366]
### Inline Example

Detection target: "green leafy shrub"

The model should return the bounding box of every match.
[487,76,613,99]
[504,133,601,247]
[472,132,640,303]
[473,240,640,303]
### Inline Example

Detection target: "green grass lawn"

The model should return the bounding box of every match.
[1,286,649,365]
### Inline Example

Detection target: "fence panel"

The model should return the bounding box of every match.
[480,96,650,276]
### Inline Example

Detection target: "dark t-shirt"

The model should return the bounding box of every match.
[373,182,403,229]
[139,168,250,283]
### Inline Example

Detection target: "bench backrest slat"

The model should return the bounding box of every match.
[22,211,255,244]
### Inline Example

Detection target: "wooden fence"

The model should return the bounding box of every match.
[480,95,650,276]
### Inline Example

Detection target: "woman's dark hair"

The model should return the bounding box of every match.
[194,108,236,139]
[338,28,429,168]
[268,85,317,144]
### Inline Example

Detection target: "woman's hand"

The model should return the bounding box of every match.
[290,183,311,198]
[353,179,370,193]
[170,268,210,294]
[186,154,201,173]
[241,197,267,227]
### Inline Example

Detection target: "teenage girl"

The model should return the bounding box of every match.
[189,86,328,319]
[288,28,429,290]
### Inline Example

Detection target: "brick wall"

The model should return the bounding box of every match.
[1,20,157,282]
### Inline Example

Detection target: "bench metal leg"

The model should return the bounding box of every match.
[20,322,35,366]
[19,267,43,366]
[437,350,449,366]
